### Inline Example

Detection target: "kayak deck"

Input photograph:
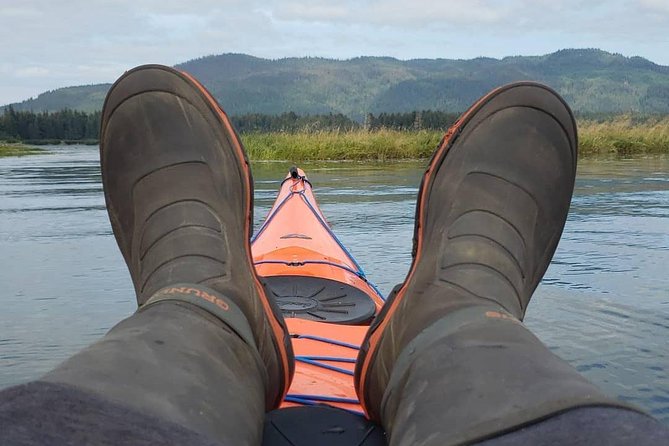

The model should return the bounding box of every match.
[282,318,366,413]
[252,168,387,444]
[253,167,384,324]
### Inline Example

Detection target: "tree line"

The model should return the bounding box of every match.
[231,112,358,133]
[0,107,462,143]
[0,107,101,143]
[365,111,459,131]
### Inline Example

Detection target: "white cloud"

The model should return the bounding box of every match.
[270,0,505,26]
[15,66,50,78]
[0,0,667,105]
[275,3,349,22]
[638,0,669,14]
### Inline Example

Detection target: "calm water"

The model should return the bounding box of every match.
[1,146,668,423]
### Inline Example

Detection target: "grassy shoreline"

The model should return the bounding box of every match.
[242,129,443,161]
[243,117,669,160]
[0,143,43,157]
[3,117,667,160]
[579,117,669,156]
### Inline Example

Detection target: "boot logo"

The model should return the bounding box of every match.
[485,310,519,323]
[160,286,230,311]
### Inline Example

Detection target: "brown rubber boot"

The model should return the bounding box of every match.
[99,65,293,409]
[355,82,633,443]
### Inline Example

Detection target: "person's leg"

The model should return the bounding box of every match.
[0,65,294,445]
[354,82,664,445]
[476,407,669,445]
[370,310,667,446]
[1,293,265,445]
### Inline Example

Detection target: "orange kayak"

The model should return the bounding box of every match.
[252,167,385,415]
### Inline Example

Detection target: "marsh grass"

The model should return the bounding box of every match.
[0,143,43,157]
[579,116,669,156]
[3,116,668,161]
[241,117,669,161]
[242,129,443,161]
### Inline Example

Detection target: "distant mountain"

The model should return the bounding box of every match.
[5,49,669,118]
[8,84,112,114]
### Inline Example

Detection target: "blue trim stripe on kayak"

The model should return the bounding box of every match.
[251,190,293,243]
[288,334,365,415]
[298,192,365,273]
[298,191,385,301]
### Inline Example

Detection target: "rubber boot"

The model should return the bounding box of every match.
[43,295,270,445]
[355,82,640,444]
[45,65,294,439]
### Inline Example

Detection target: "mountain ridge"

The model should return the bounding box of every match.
[5,49,669,118]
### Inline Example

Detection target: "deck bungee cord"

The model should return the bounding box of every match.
[288,332,363,415]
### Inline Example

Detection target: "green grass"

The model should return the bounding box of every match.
[579,116,669,156]
[242,129,443,161]
[0,143,43,157]
[3,116,667,161]
[240,118,669,161]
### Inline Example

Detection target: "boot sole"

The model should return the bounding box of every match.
[100,65,293,406]
[354,82,577,419]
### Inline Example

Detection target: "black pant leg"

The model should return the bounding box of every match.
[476,407,669,446]
[1,301,267,445]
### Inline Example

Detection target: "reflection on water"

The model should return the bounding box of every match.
[1,147,668,423]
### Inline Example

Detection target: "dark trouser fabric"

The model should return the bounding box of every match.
[0,302,266,446]
[2,385,667,446]
[378,309,667,445]
[477,406,669,446]
[0,381,218,446]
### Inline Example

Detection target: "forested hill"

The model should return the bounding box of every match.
[5,49,669,118]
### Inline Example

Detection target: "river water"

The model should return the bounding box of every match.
[1,145,668,423]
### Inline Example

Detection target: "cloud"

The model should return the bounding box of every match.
[638,0,669,14]
[15,66,51,78]
[274,3,349,22]
[0,0,667,105]
[271,0,505,26]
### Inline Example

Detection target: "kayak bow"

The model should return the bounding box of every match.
[252,167,384,324]
[251,167,384,414]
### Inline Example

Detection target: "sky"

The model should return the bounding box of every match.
[1,0,668,106]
